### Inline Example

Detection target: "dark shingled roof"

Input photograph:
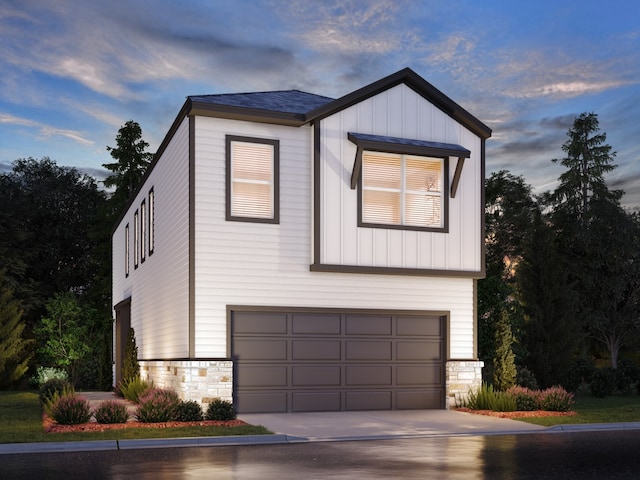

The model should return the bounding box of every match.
[189,90,335,116]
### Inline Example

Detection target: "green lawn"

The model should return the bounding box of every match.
[518,395,640,427]
[2,391,639,444]
[0,391,271,444]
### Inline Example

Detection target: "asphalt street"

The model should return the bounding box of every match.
[3,429,640,479]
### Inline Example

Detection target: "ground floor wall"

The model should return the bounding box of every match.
[137,359,483,410]
[139,360,233,406]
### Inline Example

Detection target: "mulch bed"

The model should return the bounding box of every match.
[455,407,577,419]
[43,413,247,433]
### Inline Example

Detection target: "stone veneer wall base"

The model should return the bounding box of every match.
[138,360,233,406]
[446,360,484,409]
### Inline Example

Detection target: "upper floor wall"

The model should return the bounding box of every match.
[313,83,485,276]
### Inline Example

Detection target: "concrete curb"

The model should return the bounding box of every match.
[3,422,640,455]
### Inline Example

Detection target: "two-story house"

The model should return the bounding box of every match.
[112,68,491,413]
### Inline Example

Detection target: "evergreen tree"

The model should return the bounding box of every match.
[0,270,32,388]
[550,112,639,368]
[103,120,153,216]
[492,307,516,391]
[122,327,140,382]
[551,112,622,227]
[517,213,580,388]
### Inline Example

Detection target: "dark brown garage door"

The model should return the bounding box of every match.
[231,310,445,413]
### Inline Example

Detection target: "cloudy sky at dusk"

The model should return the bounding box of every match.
[2,0,639,207]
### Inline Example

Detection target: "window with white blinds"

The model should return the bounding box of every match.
[226,136,279,223]
[362,151,443,229]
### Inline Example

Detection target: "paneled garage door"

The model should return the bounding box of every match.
[231,310,445,413]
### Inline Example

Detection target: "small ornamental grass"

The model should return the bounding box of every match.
[463,383,517,412]
[539,386,574,412]
[119,375,153,403]
[45,394,92,425]
[94,400,130,424]
[206,399,237,421]
[175,400,204,422]
[135,388,180,423]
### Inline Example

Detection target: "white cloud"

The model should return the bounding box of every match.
[0,113,93,146]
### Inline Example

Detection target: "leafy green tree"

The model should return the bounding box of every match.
[478,171,538,378]
[485,170,538,279]
[492,307,516,391]
[0,270,33,388]
[577,200,640,368]
[517,213,580,388]
[103,120,153,216]
[34,293,91,386]
[0,158,107,329]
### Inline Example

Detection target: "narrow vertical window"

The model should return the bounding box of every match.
[226,135,279,223]
[125,224,130,277]
[134,210,139,268]
[148,187,155,255]
[140,199,146,263]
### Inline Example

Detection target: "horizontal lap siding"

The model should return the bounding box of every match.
[319,84,482,272]
[193,117,474,360]
[112,118,190,359]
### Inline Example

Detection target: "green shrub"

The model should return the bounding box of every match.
[46,394,92,425]
[29,366,69,389]
[539,386,574,412]
[506,386,539,411]
[463,383,517,412]
[614,359,639,394]
[38,378,74,405]
[175,400,203,422]
[94,400,130,424]
[562,358,595,392]
[119,375,153,403]
[135,388,180,423]
[590,368,616,398]
[206,399,237,421]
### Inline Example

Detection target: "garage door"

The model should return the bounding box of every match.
[231,310,445,413]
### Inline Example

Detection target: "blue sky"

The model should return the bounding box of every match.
[2,0,639,207]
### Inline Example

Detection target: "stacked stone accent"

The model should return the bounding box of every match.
[139,360,233,407]
[446,360,484,409]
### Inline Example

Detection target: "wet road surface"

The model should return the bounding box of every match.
[4,429,640,479]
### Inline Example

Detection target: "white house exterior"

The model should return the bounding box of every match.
[112,68,491,413]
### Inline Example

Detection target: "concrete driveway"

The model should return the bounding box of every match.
[238,409,545,442]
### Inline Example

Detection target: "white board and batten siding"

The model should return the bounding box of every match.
[319,83,483,272]
[192,116,476,361]
[112,117,191,359]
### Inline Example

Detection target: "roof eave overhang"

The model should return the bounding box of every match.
[188,99,308,127]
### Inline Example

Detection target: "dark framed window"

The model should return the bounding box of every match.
[360,151,446,231]
[140,199,146,263]
[125,223,130,277]
[148,187,155,256]
[134,209,139,268]
[226,135,279,223]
